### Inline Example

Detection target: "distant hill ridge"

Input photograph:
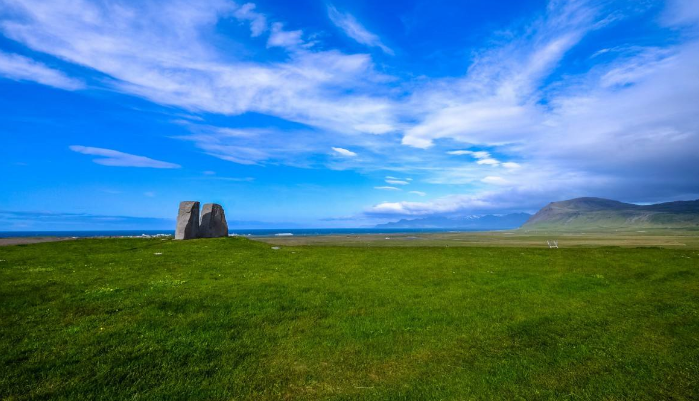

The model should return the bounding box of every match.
[523,197,699,230]
[375,213,531,230]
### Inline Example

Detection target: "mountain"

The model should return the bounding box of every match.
[523,197,699,230]
[375,213,531,230]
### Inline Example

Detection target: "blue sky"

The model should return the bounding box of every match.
[1,0,698,230]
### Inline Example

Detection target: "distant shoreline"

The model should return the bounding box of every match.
[0,228,498,239]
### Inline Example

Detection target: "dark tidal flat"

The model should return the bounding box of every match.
[1,237,698,400]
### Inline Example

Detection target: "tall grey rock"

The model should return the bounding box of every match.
[199,203,228,238]
[175,201,200,240]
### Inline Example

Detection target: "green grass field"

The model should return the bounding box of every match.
[1,237,698,400]
[256,228,699,248]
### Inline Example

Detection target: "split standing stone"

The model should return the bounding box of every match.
[175,201,200,240]
[199,203,228,238]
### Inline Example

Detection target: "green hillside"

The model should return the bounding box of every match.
[523,197,699,230]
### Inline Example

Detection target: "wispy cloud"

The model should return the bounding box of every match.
[205,176,255,182]
[2,0,698,221]
[332,147,358,157]
[0,210,174,231]
[448,150,490,158]
[0,0,397,136]
[267,22,304,49]
[402,3,598,149]
[385,179,409,185]
[233,3,267,37]
[448,150,501,166]
[409,191,426,196]
[374,186,401,191]
[0,51,83,90]
[366,188,550,217]
[69,146,181,168]
[481,176,508,185]
[327,5,393,55]
[376,0,699,216]
[663,0,699,26]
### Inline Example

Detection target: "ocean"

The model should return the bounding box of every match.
[0,228,483,238]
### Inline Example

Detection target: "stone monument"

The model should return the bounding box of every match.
[199,203,229,238]
[175,201,200,240]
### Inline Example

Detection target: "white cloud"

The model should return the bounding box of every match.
[332,147,358,157]
[353,123,394,134]
[176,122,375,166]
[367,154,697,218]
[663,0,699,26]
[448,150,491,159]
[385,179,409,185]
[174,125,275,165]
[69,146,181,168]
[368,202,408,214]
[446,150,472,156]
[402,4,596,149]
[0,51,83,90]
[476,158,500,165]
[481,176,508,185]
[471,151,491,159]
[195,144,267,165]
[327,5,393,55]
[234,3,267,37]
[214,128,261,138]
[2,0,698,216]
[0,0,397,137]
[448,150,500,165]
[366,188,548,217]
[409,191,426,196]
[384,1,699,216]
[374,186,401,191]
[267,22,304,49]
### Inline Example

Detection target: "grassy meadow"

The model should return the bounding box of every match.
[257,228,699,248]
[1,237,698,400]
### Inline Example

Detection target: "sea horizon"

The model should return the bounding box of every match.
[0,228,496,238]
